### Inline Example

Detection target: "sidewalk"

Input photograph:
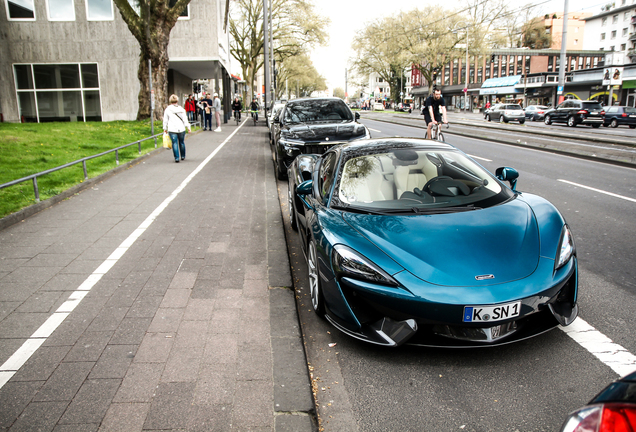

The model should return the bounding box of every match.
[0,121,315,431]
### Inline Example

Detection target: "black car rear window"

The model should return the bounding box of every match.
[582,102,603,110]
[284,99,353,124]
[624,107,636,114]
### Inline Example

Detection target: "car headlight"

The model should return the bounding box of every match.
[331,245,398,286]
[555,225,575,270]
[351,127,371,140]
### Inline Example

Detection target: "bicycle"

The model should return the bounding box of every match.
[250,110,258,126]
[429,122,449,142]
[233,110,241,126]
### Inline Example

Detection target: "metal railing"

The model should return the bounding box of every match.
[0,121,200,203]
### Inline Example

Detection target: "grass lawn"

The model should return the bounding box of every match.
[0,120,169,219]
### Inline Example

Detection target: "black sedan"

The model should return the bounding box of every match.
[270,97,370,180]
[543,100,603,128]
[524,105,549,121]
[603,105,636,128]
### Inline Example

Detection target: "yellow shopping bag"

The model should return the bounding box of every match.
[162,133,172,149]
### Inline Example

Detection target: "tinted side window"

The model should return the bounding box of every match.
[319,152,338,200]
[607,107,618,113]
[625,107,636,114]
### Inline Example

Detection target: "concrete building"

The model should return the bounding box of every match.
[0,0,232,123]
[583,0,636,58]
[543,11,592,50]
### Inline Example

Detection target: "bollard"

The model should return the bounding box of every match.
[83,160,88,179]
[138,140,141,154]
[32,177,40,202]
[116,149,119,165]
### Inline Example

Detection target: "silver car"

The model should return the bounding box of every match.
[486,104,525,124]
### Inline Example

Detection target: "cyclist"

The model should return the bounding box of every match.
[423,88,448,139]
[231,96,243,121]
[249,98,259,121]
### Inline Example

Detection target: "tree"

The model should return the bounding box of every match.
[112,0,191,120]
[332,87,345,99]
[521,17,553,49]
[274,52,327,99]
[229,0,328,102]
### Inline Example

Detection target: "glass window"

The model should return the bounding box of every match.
[17,93,37,122]
[601,33,606,40]
[319,152,338,200]
[47,0,75,20]
[525,56,530,75]
[83,90,102,121]
[621,43,626,50]
[36,91,83,122]
[548,56,553,72]
[168,0,188,18]
[623,28,628,36]
[612,14,618,24]
[625,12,630,21]
[602,17,607,26]
[611,30,616,39]
[5,0,35,19]
[81,64,99,88]
[86,0,113,20]
[14,64,34,89]
[34,64,81,89]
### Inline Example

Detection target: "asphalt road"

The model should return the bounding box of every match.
[276,119,636,432]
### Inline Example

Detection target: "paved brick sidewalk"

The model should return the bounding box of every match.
[0,121,314,431]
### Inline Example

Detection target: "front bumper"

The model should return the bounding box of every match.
[323,258,578,348]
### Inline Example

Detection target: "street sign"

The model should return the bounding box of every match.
[463,88,467,93]
[557,86,563,95]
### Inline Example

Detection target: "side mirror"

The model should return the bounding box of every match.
[495,167,519,191]
[296,179,313,196]
[355,112,360,121]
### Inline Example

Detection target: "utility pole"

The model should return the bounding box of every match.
[557,0,569,106]
[269,0,275,102]
[344,68,348,100]
[263,0,270,113]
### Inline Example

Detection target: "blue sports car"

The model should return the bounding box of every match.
[287,138,578,347]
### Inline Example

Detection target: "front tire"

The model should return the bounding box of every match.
[499,115,505,123]
[567,116,577,127]
[288,183,298,231]
[519,119,525,125]
[307,240,325,316]
[275,152,287,180]
[544,115,552,125]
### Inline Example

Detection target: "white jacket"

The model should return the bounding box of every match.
[163,104,191,133]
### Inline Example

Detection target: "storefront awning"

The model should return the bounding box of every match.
[481,75,522,88]
[479,86,522,95]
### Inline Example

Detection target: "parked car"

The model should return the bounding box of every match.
[395,103,412,113]
[543,100,604,128]
[602,105,636,128]
[524,105,549,121]
[560,370,636,432]
[267,102,286,143]
[287,138,578,347]
[485,104,525,124]
[372,102,385,111]
[483,104,497,119]
[270,97,370,180]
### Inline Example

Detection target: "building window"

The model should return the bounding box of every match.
[500,55,507,77]
[625,11,630,20]
[611,30,617,39]
[444,67,450,86]
[585,57,591,68]
[570,57,576,71]
[14,63,102,122]
[525,56,530,75]
[452,59,458,85]
[623,27,629,36]
[168,0,189,18]
[578,57,583,69]
[86,0,113,20]
[574,39,578,45]
[548,56,553,72]
[601,33,606,40]
[477,65,483,82]
[602,17,607,26]
[613,14,618,24]
[621,43,626,50]
[4,0,36,20]
[47,0,75,20]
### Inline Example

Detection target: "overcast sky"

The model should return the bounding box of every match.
[309,0,610,94]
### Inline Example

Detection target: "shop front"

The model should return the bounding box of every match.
[479,75,523,107]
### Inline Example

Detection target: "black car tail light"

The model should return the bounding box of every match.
[622,113,628,117]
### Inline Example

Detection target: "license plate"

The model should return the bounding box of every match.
[463,302,521,323]
[591,112,598,115]
[630,115,636,118]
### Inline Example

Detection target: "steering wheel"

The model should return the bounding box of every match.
[422,176,453,194]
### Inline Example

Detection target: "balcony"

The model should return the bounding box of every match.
[630,32,636,42]
[631,15,636,25]
[628,49,636,63]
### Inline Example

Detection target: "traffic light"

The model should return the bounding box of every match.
[491,54,495,62]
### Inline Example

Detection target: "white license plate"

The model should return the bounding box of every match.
[630,115,636,118]
[463,302,521,323]
[591,111,598,115]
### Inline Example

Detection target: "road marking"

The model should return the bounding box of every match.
[558,179,636,203]
[368,128,382,133]
[0,124,246,390]
[467,154,492,162]
[560,317,636,377]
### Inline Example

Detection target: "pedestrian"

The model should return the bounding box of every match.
[185,94,196,122]
[485,101,491,110]
[199,92,213,130]
[213,92,222,132]
[163,94,191,163]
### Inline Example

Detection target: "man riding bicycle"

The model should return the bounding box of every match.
[423,88,448,139]
[231,96,243,121]
[249,99,259,121]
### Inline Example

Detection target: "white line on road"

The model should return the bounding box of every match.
[560,317,636,377]
[558,179,636,203]
[368,128,382,132]
[0,123,246,390]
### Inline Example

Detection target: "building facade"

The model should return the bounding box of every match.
[0,0,232,123]
[583,0,636,58]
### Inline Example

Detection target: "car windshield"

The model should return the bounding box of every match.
[582,102,603,110]
[333,147,512,213]
[284,99,353,124]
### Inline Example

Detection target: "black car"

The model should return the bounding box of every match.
[524,105,549,121]
[270,97,370,180]
[543,100,604,128]
[603,105,636,128]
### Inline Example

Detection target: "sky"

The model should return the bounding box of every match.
[309,0,610,95]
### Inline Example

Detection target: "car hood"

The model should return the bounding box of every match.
[342,199,540,287]
[283,121,366,142]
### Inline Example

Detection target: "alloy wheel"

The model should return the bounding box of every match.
[288,185,298,230]
[308,240,324,315]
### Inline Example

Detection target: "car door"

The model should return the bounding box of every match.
[554,101,570,122]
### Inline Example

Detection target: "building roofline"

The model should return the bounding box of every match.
[583,4,636,20]
[492,48,606,55]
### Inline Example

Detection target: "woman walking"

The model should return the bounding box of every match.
[163,94,191,163]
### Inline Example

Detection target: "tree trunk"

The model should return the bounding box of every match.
[137,40,170,121]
